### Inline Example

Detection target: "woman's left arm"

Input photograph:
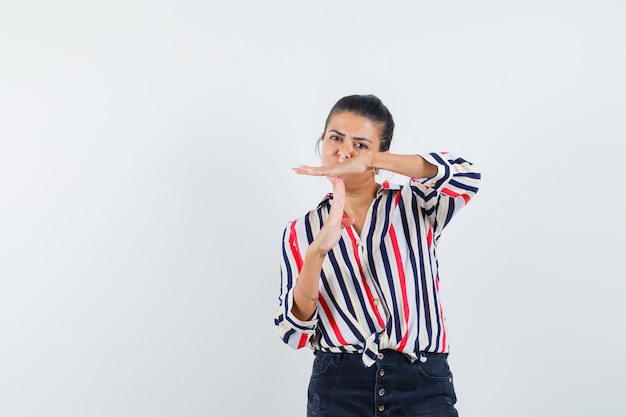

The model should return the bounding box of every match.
[294,150,480,203]
[372,152,438,179]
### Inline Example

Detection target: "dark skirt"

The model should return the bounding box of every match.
[307,349,458,417]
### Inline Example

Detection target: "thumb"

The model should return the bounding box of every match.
[341,217,357,227]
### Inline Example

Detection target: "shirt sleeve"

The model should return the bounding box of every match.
[409,152,481,242]
[274,221,318,350]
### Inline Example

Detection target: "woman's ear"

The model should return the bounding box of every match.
[315,135,324,156]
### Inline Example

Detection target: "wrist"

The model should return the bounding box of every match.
[306,244,328,260]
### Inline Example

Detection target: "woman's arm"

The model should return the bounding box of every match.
[293,151,437,180]
[372,152,437,179]
[274,177,357,349]
[291,177,355,321]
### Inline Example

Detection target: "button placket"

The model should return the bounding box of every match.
[353,234,388,324]
[375,356,387,415]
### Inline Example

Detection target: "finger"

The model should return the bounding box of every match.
[341,217,357,227]
[292,165,310,175]
[293,165,324,176]
[332,177,345,206]
[328,177,345,221]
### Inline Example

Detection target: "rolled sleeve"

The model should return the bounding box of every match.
[409,152,481,238]
[274,222,319,350]
[275,287,318,349]
[413,152,480,202]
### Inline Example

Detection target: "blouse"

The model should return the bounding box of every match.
[274,152,481,367]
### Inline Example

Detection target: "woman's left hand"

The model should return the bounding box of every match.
[293,152,373,177]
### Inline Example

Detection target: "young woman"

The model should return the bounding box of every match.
[275,94,481,416]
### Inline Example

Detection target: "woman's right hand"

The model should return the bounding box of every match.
[309,177,356,256]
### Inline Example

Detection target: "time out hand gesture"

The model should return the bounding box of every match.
[310,177,356,255]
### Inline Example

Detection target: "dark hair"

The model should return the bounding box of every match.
[321,94,395,152]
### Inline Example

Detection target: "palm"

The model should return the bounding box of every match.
[315,177,356,252]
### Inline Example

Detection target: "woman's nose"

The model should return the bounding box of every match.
[338,142,353,161]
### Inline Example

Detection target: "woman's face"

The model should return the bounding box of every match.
[321,112,381,166]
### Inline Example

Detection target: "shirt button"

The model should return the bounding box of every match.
[379,369,385,377]
[373,298,380,305]
[377,352,384,359]
[378,405,385,412]
[378,388,385,396]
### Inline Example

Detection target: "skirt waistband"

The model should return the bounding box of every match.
[314,349,448,364]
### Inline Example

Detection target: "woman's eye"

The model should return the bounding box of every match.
[355,143,368,149]
[329,135,340,141]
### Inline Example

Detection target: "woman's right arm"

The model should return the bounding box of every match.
[292,177,355,320]
[274,177,355,348]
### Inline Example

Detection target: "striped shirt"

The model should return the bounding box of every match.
[274,152,481,367]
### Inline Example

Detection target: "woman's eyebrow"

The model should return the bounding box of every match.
[329,129,372,143]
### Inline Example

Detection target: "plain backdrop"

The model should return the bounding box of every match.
[1,1,625,416]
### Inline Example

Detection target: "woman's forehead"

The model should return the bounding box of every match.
[326,112,381,138]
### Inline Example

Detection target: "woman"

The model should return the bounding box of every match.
[275,94,481,416]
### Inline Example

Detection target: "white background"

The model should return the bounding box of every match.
[1,1,625,416]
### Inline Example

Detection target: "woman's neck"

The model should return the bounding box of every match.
[342,178,379,217]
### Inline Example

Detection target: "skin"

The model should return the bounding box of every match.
[291,112,438,321]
